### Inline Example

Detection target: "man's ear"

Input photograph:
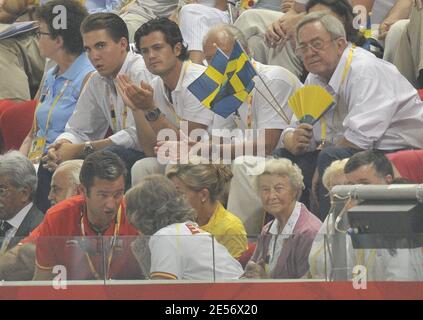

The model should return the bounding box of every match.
[120,37,129,51]
[79,184,88,198]
[19,186,32,204]
[336,37,348,53]
[173,42,182,57]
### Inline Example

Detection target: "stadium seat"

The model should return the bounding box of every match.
[0,100,36,153]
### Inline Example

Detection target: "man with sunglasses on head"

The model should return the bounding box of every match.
[275,11,423,221]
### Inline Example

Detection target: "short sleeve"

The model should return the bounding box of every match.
[149,234,183,279]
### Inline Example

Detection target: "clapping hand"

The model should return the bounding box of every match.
[116,75,155,112]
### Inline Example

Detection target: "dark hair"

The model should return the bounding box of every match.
[80,12,129,51]
[134,17,188,61]
[306,0,365,45]
[344,150,394,178]
[79,151,127,193]
[36,0,88,55]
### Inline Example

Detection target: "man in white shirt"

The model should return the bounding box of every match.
[40,13,155,210]
[116,17,215,185]
[0,151,43,253]
[279,11,423,221]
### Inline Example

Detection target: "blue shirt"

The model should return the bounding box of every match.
[40,0,123,13]
[255,0,281,11]
[35,53,94,148]
[84,0,124,13]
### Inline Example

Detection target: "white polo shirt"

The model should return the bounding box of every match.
[149,221,243,280]
[151,61,214,128]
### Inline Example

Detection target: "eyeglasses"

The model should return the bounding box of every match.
[0,187,11,198]
[35,31,51,39]
[295,39,335,56]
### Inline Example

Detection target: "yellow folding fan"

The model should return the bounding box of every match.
[288,85,335,125]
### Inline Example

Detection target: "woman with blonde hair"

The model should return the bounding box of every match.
[243,158,321,279]
[166,163,248,259]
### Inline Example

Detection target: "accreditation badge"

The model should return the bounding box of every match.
[28,136,46,163]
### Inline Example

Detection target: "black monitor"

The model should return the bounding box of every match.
[331,185,423,249]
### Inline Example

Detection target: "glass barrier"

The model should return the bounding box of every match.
[1,232,422,284]
[322,233,423,281]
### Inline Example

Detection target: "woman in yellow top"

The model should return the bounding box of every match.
[166,163,248,259]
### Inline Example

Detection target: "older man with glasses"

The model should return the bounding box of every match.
[0,151,43,253]
[275,11,423,222]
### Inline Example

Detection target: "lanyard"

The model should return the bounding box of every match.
[355,248,377,274]
[321,45,355,144]
[165,61,191,126]
[33,80,70,135]
[80,205,122,280]
[109,84,128,132]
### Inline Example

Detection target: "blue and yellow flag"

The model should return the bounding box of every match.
[188,41,257,118]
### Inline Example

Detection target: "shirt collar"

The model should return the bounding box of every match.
[200,201,224,229]
[268,202,301,237]
[327,44,353,94]
[6,202,33,230]
[61,53,93,80]
[174,60,191,92]
[308,43,353,95]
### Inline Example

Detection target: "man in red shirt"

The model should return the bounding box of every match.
[33,151,144,281]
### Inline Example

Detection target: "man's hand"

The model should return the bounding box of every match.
[42,139,70,172]
[284,123,313,156]
[241,260,268,279]
[265,18,287,48]
[281,0,295,13]
[415,0,423,10]
[116,75,155,112]
[378,18,395,40]
[154,131,198,163]
[265,13,302,48]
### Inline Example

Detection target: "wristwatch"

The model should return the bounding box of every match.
[83,141,95,154]
[145,108,162,122]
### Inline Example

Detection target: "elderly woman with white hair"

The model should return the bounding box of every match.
[125,175,243,281]
[243,158,321,279]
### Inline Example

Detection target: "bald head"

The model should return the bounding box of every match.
[202,24,248,64]
[48,160,83,206]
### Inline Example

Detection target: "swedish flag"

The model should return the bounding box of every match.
[188,41,257,118]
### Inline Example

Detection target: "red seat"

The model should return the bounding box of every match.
[0,100,36,153]
[418,89,423,101]
[387,149,423,183]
